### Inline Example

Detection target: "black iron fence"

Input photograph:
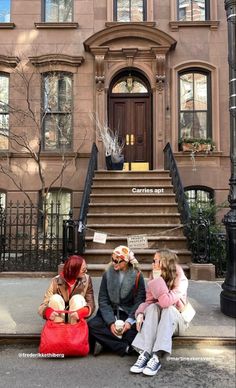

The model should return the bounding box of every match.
[0,200,68,271]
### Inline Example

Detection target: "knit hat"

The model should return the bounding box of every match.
[112,245,139,266]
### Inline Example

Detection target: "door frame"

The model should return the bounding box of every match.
[108,70,153,170]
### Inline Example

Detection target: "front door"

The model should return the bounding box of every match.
[108,72,152,170]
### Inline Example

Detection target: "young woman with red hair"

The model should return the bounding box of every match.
[38,255,95,324]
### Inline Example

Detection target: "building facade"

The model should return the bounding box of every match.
[0,0,230,220]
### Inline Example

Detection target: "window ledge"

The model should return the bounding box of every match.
[169,20,219,31]
[35,22,79,29]
[0,22,15,29]
[105,21,156,28]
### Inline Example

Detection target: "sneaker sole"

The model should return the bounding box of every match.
[130,367,145,374]
[142,363,161,376]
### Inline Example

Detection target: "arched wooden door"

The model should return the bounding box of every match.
[108,71,152,170]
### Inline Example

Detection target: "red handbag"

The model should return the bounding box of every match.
[39,310,89,357]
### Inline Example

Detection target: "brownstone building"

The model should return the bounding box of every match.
[0,1,230,271]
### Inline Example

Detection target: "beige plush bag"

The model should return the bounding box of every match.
[180,300,196,323]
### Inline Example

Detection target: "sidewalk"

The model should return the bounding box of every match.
[0,276,235,342]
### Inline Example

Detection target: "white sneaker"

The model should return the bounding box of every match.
[130,351,149,374]
[143,354,161,376]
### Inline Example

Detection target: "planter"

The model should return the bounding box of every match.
[106,155,124,170]
[181,142,213,153]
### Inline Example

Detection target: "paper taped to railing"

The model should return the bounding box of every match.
[93,232,107,244]
[127,234,148,249]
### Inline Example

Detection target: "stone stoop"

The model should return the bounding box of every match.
[84,170,192,277]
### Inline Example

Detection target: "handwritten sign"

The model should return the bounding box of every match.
[93,232,107,244]
[127,234,148,249]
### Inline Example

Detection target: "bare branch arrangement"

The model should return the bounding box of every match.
[90,112,124,163]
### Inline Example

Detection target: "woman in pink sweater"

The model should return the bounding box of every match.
[130,249,189,376]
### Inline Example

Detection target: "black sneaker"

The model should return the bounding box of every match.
[93,341,103,356]
[143,354,161,376]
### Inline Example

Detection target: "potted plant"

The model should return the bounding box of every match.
[179,137,216,153]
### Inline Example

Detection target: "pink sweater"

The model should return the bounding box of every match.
[135,265,188,316]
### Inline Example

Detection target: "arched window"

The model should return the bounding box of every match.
[43,72,73,150]
[112,74,148,94]
[44,0,73,22]
[179,69,211,140]
[0,73,9,150]
[178,0,209,21]
[0,0,10,22]
[114,0,147,22]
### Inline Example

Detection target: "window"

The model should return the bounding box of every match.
[43,72,72,151]
[179,70,211,140]
[178,0,209,21]
[44,190,71,237]
[185,187,213,207]
[0,74,9,150]
[112,74,148,93]
[44,0,73,22]
[0,0,10,22]
[0,192,6,209]
[114,0,146,22]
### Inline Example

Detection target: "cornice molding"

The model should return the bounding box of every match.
[0,55,20,68]
[34,22,79,29]
[29,54,84,68]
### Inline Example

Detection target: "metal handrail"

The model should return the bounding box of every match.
[163,142,191,235]
[78,142,98,253]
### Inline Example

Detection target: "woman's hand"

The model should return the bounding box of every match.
[136,313,144,332]
[110,323,118,336]
[49,311,59,321]
[122,321,131,333]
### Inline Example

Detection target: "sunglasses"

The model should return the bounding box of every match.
[112,258,125,265]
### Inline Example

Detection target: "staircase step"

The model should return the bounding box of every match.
[91,185,174,195]
[85,235,188,250]
[86,224,184,236]
[88,203,179,213]
[90,194,177,204]
[87,213,181,224]
[92,177,172,186]
[95,170,171,179]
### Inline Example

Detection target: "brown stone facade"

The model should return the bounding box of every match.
[0,0,230,218]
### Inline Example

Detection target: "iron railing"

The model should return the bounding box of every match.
[77,142,98,254]
[0,200,68,271]
[163,142,191,233]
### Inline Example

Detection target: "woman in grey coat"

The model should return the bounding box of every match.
[88,245,146,356]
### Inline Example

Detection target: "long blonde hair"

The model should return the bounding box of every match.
[156,249,178,290]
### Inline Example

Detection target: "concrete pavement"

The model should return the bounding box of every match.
[0,276,235,341]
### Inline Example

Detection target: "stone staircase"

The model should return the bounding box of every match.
[84,170,192,277]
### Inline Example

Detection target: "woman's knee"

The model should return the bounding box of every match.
[48,294,65,309]
[70,294,87,310]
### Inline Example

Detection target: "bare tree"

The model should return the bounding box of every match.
[0,54,87,220]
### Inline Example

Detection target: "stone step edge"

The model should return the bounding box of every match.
[0,334,235,347]
[85,236,187,240]
[87,213,181,216]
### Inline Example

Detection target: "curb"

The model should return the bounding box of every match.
[0,334,235,346]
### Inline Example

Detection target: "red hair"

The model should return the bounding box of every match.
[63,255,84,282]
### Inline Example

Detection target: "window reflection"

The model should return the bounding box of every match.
[178,0,206,21]
[0,74,9,150]
[115,0,146,22]
[45,0,72,22]
[179,72,209,139]
[0,0,10,22]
